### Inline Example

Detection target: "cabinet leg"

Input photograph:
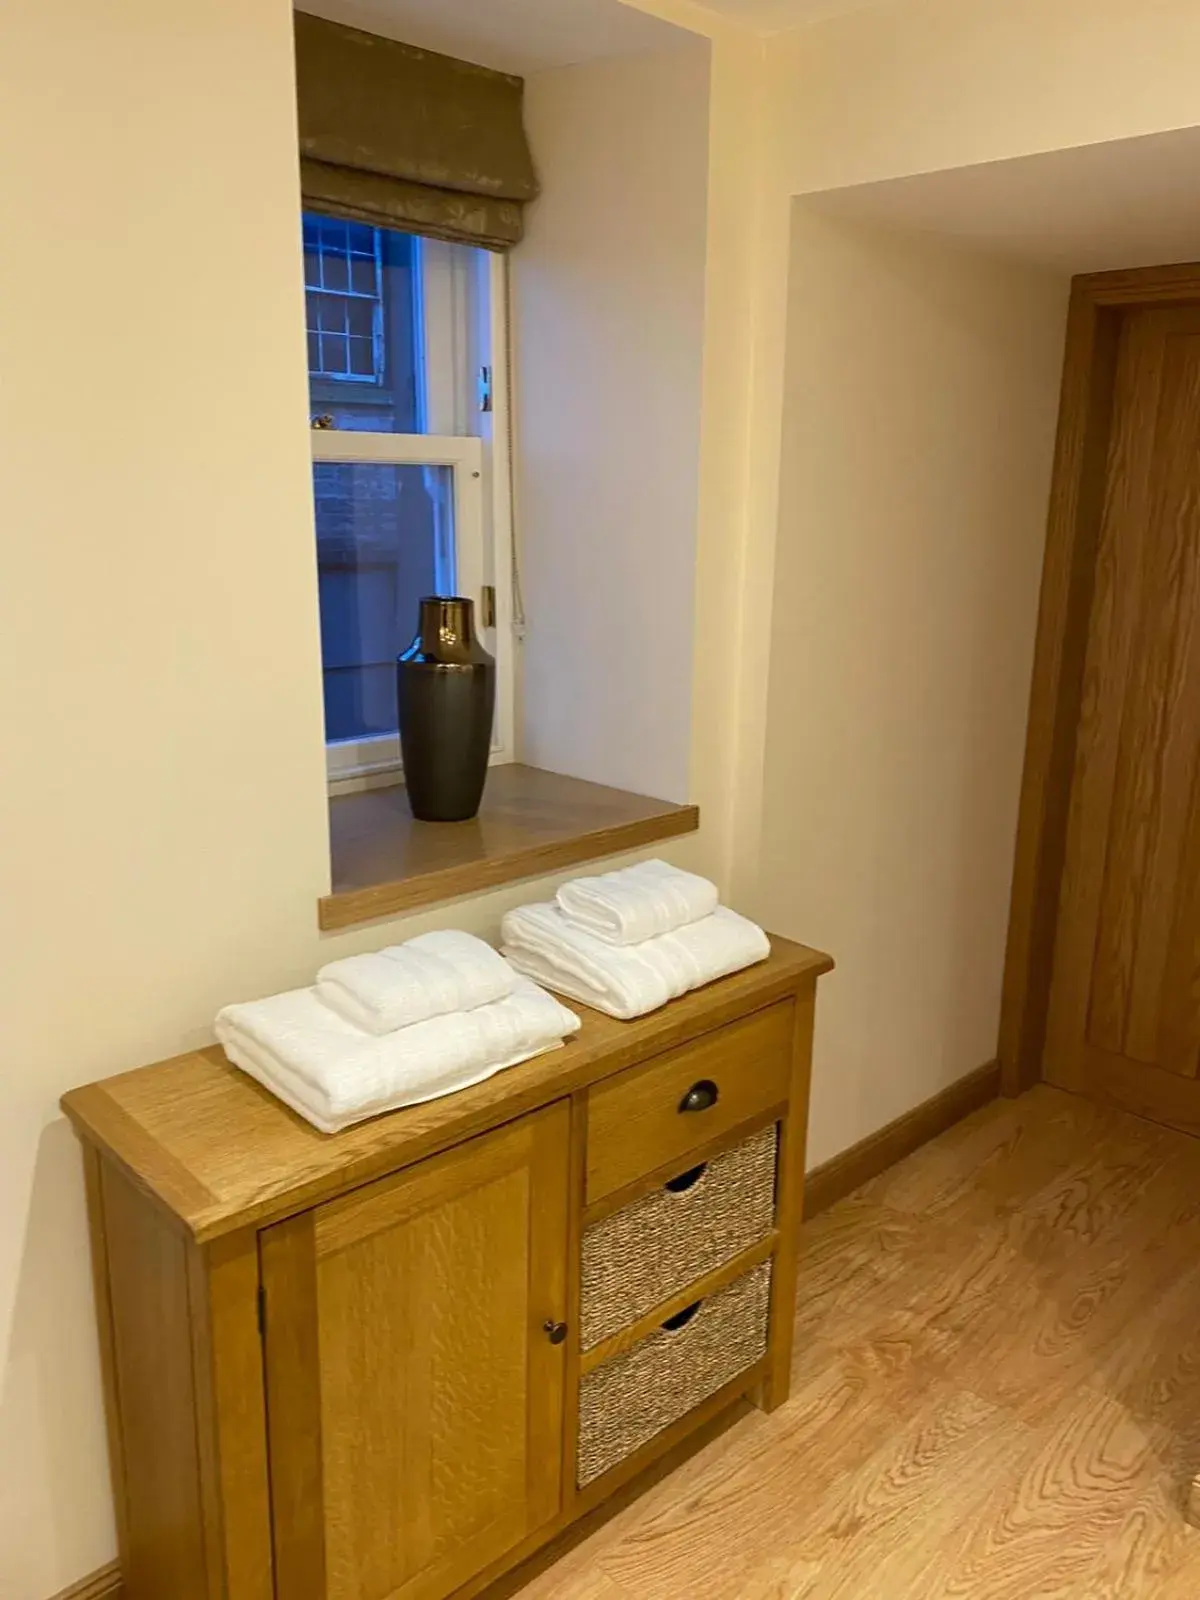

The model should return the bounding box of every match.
[753,1356,791,1415]
[753,988,815,1421]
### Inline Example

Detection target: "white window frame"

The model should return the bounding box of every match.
[315,240,514,793]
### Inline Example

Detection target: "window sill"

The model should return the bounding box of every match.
[320,763,700,931]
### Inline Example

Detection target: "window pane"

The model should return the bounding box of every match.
[302,209,489,435]
[347,299,373,339]
[323,251,349,293]
[350,256,376,295]
[346,222,375,255]
[320,332,349,374]
[316,293,345,333]
[349,337,375,377]
[314,462,455,743]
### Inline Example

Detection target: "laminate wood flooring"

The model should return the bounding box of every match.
[513,1087,1200,1599]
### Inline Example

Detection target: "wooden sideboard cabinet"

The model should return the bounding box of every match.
[64,935,832,1600]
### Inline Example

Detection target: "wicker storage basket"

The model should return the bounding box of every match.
[576,1260,772,1487]
[580,1125,778,1351]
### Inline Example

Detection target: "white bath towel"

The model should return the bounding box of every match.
[501,903,770,1020]
[555,859,719,946]
[215,979,581,1134]
[316,930,515,1035]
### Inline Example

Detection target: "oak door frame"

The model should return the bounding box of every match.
[999,260,1200,1098]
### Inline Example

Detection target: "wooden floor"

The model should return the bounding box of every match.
[515,1086,1200,1599]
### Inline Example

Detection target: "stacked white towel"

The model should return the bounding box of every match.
[502,863,769,1021]
[555,858,719,945]
[215,932,580,1134]
[316,929,515,1034]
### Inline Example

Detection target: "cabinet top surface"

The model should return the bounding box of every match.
[63,935,832,1243]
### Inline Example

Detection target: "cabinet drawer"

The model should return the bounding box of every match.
[585,1003,793,1205]
[577,1261,772,1487]
[580,1123,778,1350]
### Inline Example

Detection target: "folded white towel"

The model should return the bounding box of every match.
[501,903,770,1020]
[555,859,720,946]
[316,930,515,1035]
[215,979,581,1134]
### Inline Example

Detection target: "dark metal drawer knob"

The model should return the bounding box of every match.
[543,1319,568,1346]
[678,1079,719,1114]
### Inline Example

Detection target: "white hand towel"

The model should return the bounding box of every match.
[555,858,720,946]
[215,979,581,1134]
[501,903,770,1020]
[316,930,515,1035]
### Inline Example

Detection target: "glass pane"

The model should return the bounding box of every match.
[319,217,347,252]
[302,209,488,433]
[313,462,456,744]
[320,332,349,375]
[349,337,375,377]
[351,256,375,295]
[316,293,345,333]
[347,222,375,255]
[347,299,373,339]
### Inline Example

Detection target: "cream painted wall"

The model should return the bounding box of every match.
[770,0,1200,195]
[755,208,1068,1165]
[513,42,711,805]
[722,0,1200,928]
[0,1,733,1593]
[616,0,787,892]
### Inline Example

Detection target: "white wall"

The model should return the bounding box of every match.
[755,207,1068,1165]
[513,42,711,804]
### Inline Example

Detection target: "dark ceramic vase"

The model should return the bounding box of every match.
[397,596,496,822]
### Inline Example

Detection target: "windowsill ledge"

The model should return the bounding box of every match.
[320,763,701,931]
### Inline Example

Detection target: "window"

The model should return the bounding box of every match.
[304,216,385,383]
[304,212,512,787]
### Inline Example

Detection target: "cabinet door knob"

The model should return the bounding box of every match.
[543,1319,569,1346]
[678,1079,719,1114]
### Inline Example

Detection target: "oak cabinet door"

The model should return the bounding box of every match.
[261,1102,571,1600]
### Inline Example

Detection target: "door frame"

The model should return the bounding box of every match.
[999,260,1200,1098]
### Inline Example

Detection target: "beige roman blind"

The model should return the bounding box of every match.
[294,10,539,250]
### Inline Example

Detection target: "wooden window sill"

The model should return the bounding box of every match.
[320,763,700,930]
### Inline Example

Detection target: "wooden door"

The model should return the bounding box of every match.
[1045,303,1200,1133]
[261,1102,571,1600]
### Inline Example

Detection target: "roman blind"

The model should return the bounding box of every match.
[294,11,539,251]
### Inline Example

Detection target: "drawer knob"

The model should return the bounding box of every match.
[661,1301,702,1332]
[678,1079,719,1114]
[543,1319,569,1346]
[665,1162,708,1194]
